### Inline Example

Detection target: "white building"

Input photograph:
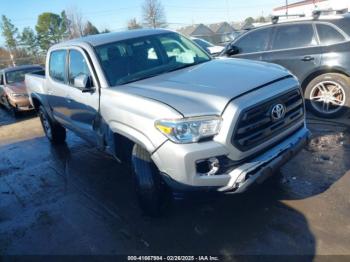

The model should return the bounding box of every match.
[273,0,350,17]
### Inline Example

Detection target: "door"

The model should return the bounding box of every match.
[262,23,322,81]
[65,48,99,144]
[47,49,71,124]
[231,27,273,61]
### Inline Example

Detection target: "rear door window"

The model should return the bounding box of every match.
[49,50,67,82]
[234,27,273,53]
[271,24,317,50]
[316,24,346,45]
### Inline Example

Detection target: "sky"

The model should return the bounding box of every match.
[0,0,287,46]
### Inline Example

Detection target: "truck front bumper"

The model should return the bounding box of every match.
[152,126,310,193]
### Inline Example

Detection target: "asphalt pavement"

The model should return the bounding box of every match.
[0,106,350,258]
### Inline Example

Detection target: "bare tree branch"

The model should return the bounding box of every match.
[65,6,85,39]
[127,18,143,30]
[142,0,167,28]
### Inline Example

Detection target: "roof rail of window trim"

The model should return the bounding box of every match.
[270,9,349,25]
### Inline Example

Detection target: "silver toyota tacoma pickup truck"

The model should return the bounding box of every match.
[26,29,310,215]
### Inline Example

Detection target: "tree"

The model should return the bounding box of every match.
[244,17,255,27]
[100,28,111,33]
[65,7,85,39]
[142,0,167,28]
[0,15,18,66]
[83,21,99,36]
[256,16,266,23]
[20,27,38,55]
[127,18,143,30]
[60,11,70,39]
[35,12,68,51]
[0,47,11,68]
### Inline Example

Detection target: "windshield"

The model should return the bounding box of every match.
[193,38,214,49]
[5,67,42,84]
[95,32,211,86]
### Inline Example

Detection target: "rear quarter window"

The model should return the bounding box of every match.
[333,18,350,37]
[271,24,317,50]
[49,50,67,82]
[316,24,346,45]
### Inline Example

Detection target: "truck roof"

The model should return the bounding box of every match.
[1,65,42,73]
[54,28,173,48]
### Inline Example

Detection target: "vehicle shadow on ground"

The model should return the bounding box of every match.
[59,120,350,256]
[0,105,37,126]
[36,141,316,258]
[1,120,349,257]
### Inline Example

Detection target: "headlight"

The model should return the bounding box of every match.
[155,116,222,143]
[10,93,28,98]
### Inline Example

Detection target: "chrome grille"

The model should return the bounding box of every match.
[232,89,304,151]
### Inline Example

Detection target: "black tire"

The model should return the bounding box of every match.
[131,144,169,216]
[38,105,66,144]
[304,73,350,118]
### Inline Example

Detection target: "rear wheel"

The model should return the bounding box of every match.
[131,144,170,216]
[305,73,350,118]
[38,105,66,144]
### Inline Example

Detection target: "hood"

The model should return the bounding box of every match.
[6,82,27,94]
[118,58,291,117]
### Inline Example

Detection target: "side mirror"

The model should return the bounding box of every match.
[74,74,94,93]
[225,44,240,56]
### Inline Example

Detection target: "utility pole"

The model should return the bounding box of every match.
[226,0,230,22]
[286,0,289,17]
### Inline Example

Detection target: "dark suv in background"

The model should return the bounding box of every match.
[222,12,350,118]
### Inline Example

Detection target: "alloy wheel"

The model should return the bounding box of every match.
[310,80,346,115]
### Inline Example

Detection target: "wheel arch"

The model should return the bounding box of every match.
[301,67,350,91]
[31,94,42,111]
[105,121,157,163]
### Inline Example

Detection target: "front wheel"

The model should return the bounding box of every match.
[304,73,350,118]
[131,144,170,216]
[38,106,66,144]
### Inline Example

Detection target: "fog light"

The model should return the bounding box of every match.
[197,157,220,176]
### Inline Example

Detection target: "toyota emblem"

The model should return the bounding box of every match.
[271,103,286,121]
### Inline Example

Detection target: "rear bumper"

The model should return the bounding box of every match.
[157,127,310,193]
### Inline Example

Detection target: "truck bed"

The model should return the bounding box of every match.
[25,70,46,101]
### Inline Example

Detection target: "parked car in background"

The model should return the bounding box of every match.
[0,65,43,116]
[217,31,243,46]
[221,12,350,118]
[191,37,224,56]
[26,29,309,215]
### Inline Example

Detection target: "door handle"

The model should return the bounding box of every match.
[301,56,315,62]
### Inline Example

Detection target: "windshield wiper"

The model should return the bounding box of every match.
[165,60,207,73]
[118,72,164,85]
[117,61,208,85]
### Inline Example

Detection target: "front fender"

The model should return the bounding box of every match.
[108,120,161,153]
